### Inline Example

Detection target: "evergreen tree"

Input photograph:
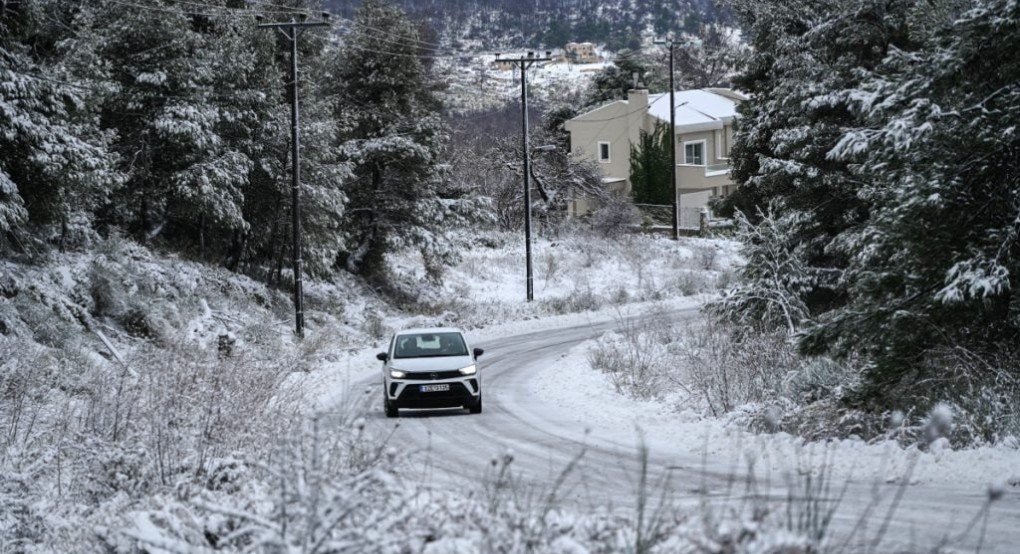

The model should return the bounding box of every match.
[719,0,918,320]
[81,2,251,245]
[226,5,347,279]
[68,0,347,277]
[0,1,119,251]
[583,51,659,108]
[801,0,1020,399]
[628,123,673,205]
[720,0,1020,411]
[331,0,458,283]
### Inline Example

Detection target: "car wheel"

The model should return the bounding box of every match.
[384,395,398,418]
[469,395,482,414]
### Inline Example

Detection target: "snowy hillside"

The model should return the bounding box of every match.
[4,230,1018,552]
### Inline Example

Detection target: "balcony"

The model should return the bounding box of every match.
[676,160,733,191]
[705,161,731,177]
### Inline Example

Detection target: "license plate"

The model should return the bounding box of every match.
[419,384,450,393]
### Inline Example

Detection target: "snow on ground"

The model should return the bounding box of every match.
[7,230,1018,551]
[307,231,739,410]
[306,230,1017,496]
[527,336,1020,492]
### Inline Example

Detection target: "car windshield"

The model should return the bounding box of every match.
[393,332,468,359]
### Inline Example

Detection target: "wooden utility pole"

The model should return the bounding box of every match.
[654,37,680,240]
[258,13,331,339]
[495,51,553,302]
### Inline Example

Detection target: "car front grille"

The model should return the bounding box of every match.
[404,370,462,380]
[397,382,472,401]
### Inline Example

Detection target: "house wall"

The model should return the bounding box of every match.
[564,96,643,198]
[565,89,739,214]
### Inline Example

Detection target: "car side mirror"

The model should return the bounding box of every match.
[376,352,389,362]
[473,347,484,358]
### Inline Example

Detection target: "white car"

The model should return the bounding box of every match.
[377,327,484,417]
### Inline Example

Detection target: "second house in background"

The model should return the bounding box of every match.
[564,87,746,223]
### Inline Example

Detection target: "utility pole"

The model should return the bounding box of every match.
[654,37,680,240]
[258,13,331,339]
[496,51,552,302]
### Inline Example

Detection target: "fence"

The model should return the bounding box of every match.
[633,204,705,229]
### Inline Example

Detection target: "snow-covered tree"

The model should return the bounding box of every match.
[330,0,459,283]
[82,2,243,241]
[723,0,1020,407]
[709,205,813,335]
[0,1,120,252]
[801,0,1020,396]
[63,0,347,277]
[218,5,348,279]
[720,0,918,323]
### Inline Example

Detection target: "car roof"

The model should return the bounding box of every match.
[395,327,465,336]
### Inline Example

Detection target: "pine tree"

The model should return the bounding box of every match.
[803,0,1020,398]
[720,0,918,321]
[79,1,250,245]
[331,0,458,283]
[65,0,347,278]
[0,1,120,252]
[221,4,347,279]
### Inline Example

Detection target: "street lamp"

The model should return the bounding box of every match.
[524,144,557,302]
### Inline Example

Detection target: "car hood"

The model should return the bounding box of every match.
[390,355,475,372]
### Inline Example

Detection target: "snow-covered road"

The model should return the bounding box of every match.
[355,310,1020,552]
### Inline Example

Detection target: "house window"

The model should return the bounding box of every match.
[598,141,611,163]
[684,140,705,165]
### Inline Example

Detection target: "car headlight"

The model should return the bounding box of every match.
[459,364,477,376]
[390,369,407,379]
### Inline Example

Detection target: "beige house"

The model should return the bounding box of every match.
[564,42,600,64]
[564,87,746,220]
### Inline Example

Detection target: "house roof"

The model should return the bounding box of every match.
[647,89,746,132]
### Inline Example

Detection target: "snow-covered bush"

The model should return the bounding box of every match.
[673,319,800,417]
[587,309,677,401]
[916,348,1020,446]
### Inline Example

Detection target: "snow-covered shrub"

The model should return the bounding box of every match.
[673,270,711,297]
[0,339,54,448]
[708,207,813,335]
[298,322,353,366]
[11,293,79,348]
[914,348,1020,446]
[544,286,602,315]
[540,251,560,283]
[361,312,391,341]
[675,319,798,417]
[692,245,718,271]
[587,310,676,401]
[112,414,410,553]
[0,443,51,548]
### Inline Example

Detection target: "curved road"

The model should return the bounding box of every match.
[355,310,1020,552]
